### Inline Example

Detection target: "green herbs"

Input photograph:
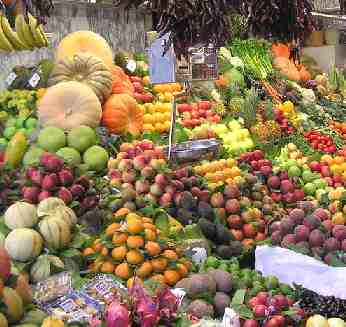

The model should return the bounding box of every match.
[231,39,273,80]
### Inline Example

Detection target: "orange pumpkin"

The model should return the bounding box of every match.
[102,94,143,136]
[272,43,290,59]
[112,75,134,96]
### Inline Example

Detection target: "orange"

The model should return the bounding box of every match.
[83,247,95,256]
[136,262,153,278]
[126,250,144,264]
[127,277,143,289]
[151,257,168,272]
[321,154,333,165]
[112,232,128,245]
[144,228,157,241]
[162,249,178,261]
[334,156,345,165]
[111,246,127,260]
[176,263,188,278]
[100,247,109,257]
[142,217,154,224]
[93,239,103,252]
[150,274,166,284]
[127,235,145,248]
[114,208,131,217]
[105,223,121,236]
[143,223,156,231]
[115,262,132,280]
[179,258,192,271]
[163,270,181,286]
[145,241,161,257]
[100,262,115,274]
[127,218,144,235]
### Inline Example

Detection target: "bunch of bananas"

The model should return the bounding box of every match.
[0,13,48,52]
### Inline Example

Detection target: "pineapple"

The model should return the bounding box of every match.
[240,88,258,129]
[213,102,226,117]
[228,96,244,116]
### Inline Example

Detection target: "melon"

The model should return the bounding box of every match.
[56,31,113,68]
[23,146,45,166]
[56,147,82,166]
[67,125,97,152]
[83,145,109,172]
[38,127,66,152]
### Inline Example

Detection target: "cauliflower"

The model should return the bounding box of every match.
[301,88,316,104]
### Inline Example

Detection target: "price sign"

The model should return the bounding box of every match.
[29,73,41,88]
[5,72,17,87]
[126,60,137,73]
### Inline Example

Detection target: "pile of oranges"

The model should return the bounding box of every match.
[82,210,191,288]
[152,83,182,103]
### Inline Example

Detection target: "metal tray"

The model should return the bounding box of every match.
[164,138,220,163]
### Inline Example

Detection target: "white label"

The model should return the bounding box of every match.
[29,73,41,88]
[5,72,17,86]
[222,307,240,327]
[191,247,207,264]
[171,288,186,306]
[126,60,137,73]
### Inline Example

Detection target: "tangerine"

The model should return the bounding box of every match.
[136,261,153,278]
[115,262,132,280]
[83,247,95,256]
[111,246,127,260]
[112,232,128,245]
[100,262,115,274]
[150,274,166,284]
[105,223,121,236]
[162,249,178,261]
[164,270,181,286]
[144,228,157,241]
[145,241,161,257]
[126,250,144,264]
[127,235,145,248]
[127,218,144,235]
[151,257,168,272]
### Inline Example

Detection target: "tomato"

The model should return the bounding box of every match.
[211,115,221,123]
[206,110,214,117]
[198,101,212,110]
[191,111,200,119]
[198,110,206,117]
[177,104,191,113]
[134,92,145,103]
[182,119,193,128]
[141,92,154,103]
[191,119,200,127]
[328,145,337,153]
[132,82,144,93]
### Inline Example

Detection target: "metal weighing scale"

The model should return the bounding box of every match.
[146,31,220,163]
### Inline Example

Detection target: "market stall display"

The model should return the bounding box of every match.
[1,0,346,325]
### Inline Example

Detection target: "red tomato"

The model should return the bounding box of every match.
[206,110,214,117]
[191,111,200,119]
[141,92,154,103]
[211,115,221,123]
[198,110,206,117]
[198,101,212,110]
[132,82,144,93]
[177,104,191,113]
[191,119,200,127]
[134,92,144,103]
[182,119,193,128]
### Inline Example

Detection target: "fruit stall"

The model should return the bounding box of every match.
[0,0,346,326]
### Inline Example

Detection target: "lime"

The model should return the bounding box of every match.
[5,118,16,128]
[205,256,219,269]
[3,126,17,140]
[218,263,229,272]
[25,117,38,129]
[38,126,66,152]
[83,145,109,172]
[56,147,82,166]
[67,125,97,152]
[15,117,26,128]
[25,128,36,138]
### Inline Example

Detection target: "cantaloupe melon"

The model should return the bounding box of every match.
[56,31,113,68]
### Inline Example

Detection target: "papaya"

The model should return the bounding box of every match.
[4,132,28,168]
[15,273,33,304]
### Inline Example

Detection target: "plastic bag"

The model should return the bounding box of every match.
[255,245,346,299]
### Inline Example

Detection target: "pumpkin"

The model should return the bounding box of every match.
[2,287,24,323]
[54,206,77,227]
[30,254,65,283]
[102,94,143,135]
[56,31,113,68]
[4,202,38,230]
[38,81,102,130]
[0,247,11,282]
[5,228,43,262]
[112,75,134,96]
[39,217,71,250]
[48,53,112,103]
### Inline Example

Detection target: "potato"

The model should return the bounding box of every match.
[187,299,214,319]
[214,292,230,317]
[207,269,232,293]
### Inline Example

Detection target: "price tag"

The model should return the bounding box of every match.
[171,288,186,306]
[5,72,17,87]
[126,60,137,73]
[222,307,240,327]
[29,73,41,88]
[191,247,207,264]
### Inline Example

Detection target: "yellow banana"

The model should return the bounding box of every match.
[37,24,48,47]
[27,13,45,48]
[15,14,35,49]
[0,16,13,51]
[0,14,26,50]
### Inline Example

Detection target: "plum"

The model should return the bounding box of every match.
[22,186,40,204]
[294,225,310,242]
[309,229,326,247]
[281,234,296,247]
[271,231,282,245]
[58,187,73,204]
[322,220,333,232]
[253,304,267,317]
[279,217,295,236]
[42,173,59,191]
[313,208,330,221]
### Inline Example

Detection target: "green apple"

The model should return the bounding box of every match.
[302,170,316,183]
[288,165,301,178]
[313,178,327,190]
